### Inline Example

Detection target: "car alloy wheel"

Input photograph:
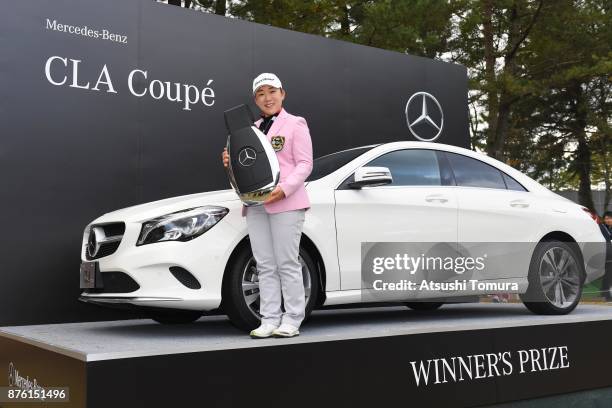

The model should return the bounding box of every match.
[241,255,312,319]
[222,244,319,331]
[538,246,581,308]
[521,240,584,315]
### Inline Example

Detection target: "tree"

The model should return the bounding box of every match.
[512,0,611,210]
[164,0,227,16]
[450,0,545,160]
[347,0,460,58]
[229,1,337,35]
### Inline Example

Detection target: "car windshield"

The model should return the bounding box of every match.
[306,145,380,182]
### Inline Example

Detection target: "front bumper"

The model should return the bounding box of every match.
[78,295,193,310]
[79,210,246,312]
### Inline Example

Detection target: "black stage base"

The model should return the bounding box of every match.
[1,303,612,408]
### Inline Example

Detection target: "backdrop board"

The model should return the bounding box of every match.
[0,0,469,326]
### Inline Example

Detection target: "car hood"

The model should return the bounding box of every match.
[92,189,241,223]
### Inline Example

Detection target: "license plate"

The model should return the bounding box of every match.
[80,262,99,289]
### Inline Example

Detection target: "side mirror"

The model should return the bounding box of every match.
[348,166,393,189]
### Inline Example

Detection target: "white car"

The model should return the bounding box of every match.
[79,141,606,330]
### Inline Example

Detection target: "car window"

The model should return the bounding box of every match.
[502,172,527,191]
[306,145,379,182]
[366,149,442,186]
[445,152,506,189]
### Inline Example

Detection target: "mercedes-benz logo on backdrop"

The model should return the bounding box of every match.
[405,92,444,142]
[238,147,257,167]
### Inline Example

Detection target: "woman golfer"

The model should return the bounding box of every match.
[222,73,313,338]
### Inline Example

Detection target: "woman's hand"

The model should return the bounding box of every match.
[222,148,229,168]
[264,185,286,204]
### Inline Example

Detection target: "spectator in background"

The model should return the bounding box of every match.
[600,211,612,301]
[604,211,612,231]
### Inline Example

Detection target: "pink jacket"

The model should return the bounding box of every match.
[241,108,313,217]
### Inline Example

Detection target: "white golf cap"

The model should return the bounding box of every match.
[252,73,283,94]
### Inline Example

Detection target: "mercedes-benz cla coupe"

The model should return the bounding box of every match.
[79,142,606,330]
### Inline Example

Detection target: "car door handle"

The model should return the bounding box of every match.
[425,194,449,203]
[510,200,530,208]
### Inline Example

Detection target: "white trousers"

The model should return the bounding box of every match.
[246,205,306,327]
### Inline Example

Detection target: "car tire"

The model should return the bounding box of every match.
[404,302,444,311]
[149,309,202,324]
[222,242,319,332]
[520,240,584,315]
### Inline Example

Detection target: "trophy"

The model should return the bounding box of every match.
[224,104,280,206]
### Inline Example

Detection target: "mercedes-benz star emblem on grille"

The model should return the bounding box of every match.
[238,147,257,167]
[405,92,444,142]
[87,227,103,258]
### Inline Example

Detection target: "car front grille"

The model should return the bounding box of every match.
[85,223,126,260]
[82,271,140,294]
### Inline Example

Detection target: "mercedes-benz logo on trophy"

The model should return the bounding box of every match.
[405,92,444,142]
[238,147,257,167]
[223,104,280,206]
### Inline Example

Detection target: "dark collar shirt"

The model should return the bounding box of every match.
[258,112,280,135]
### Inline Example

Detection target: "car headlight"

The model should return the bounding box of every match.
[137,206,229,246]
